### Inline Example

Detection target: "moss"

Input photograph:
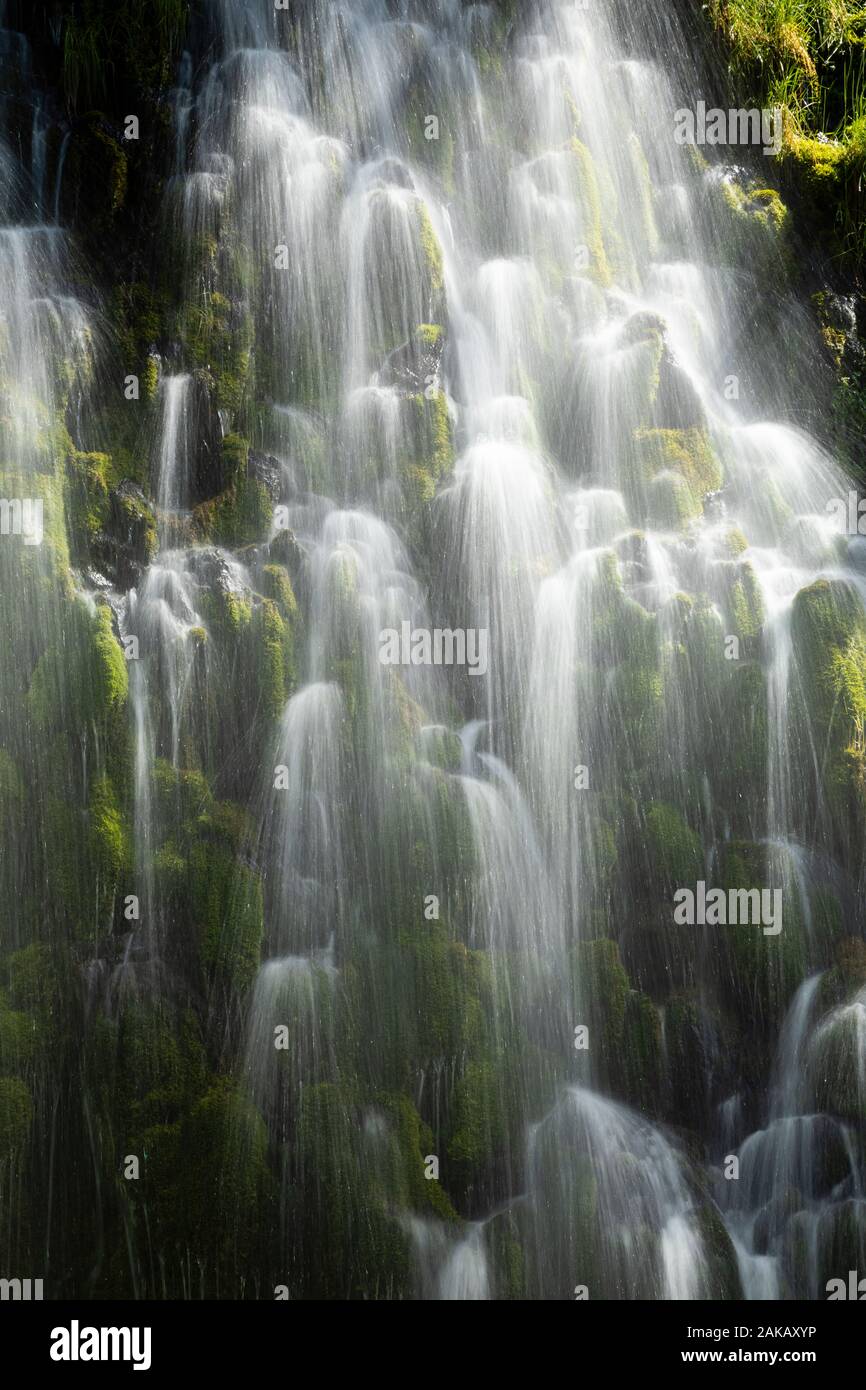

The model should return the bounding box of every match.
[89,773,127,899]
[344,924,488,1090]
[27,602,127,755]
[191,437,272,547]
[642,802,703,900]
[260,564,298,621]
[486,1210,526,1299]
[569,137,612,286]
[713,175,794,277]
[4,944,58,1021]
[0,749,22,806]
[66,450,112,551]
[189,842,263,993]
[137,1076,272,1289]
[697,1202,744,1300]
[726,527,750,557]
[43,773,129,940]
[105,1003,208,1137]
[572,938,631,1074]
[0,999,37,1072]
[153,760,213,830]
[810,994,866,1122]
[0,465,71,585]
[296,1082,456,1298]
[634,427,723,519]
[178,295,253,416]
[60,115,128,236]
[607,658,665,770]
[417,725,463,772]
[253,598,292,723]
[791,578,866,841]
[0,1076,32,1156]
[721,660,769,822]
[719,841,807,1028]
[620,990,664,1113]
[405,100,456,194]
[91,603,129,713]
[591,550,658,667]
[725,559,766,643]
[447,1058,507,1170]
[416,200,445,299]
[198,800,253,852]
[111,484,158,566]
[417,324,444,350]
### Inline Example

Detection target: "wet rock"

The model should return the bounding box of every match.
[380,324,446,393]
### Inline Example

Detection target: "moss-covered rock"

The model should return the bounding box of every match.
[644,801,704,891]
[295,1081,456,1298]
[634,427,723,521]
[790,578,866,848]
[189,843,264,994]
[0,1076,32,1157]
[191,435,272,547]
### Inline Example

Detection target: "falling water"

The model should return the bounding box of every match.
[3,0,866,1302]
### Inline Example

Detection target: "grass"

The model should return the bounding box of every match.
[62,0,189,113]
[707,2,866,265]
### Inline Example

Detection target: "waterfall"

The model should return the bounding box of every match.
[3,0,866,1301]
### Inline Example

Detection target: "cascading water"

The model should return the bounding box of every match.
[3,0,866,1303]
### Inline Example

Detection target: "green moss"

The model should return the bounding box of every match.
[153,760,213,830]
[719,841,807,1027]
[722,559,766,644]
[721,660,769,821]
[0,1077,32,1156]
[0,749,22,806]
[192,437,271,547]
[0,465,71,585]
[634,427,723,519]
[66,450,111,550]
[591,550,658,667]
[416,725,463,772]
[4,944,58,1020]
[569,138,611,286]
[817,936,866,1013]
[179,296,253,416]
[260,564,298,621]
[810,996,866,1121]
[28,601,128,742]
[43,773,129,940]
[296,1082,456,1298]
[607,658,665,770]
[189,843,263,993]
[416,201,445,299]
[486,1210,526,1299]
[572,938,630,1071]
[89,773,127,893]
[92,604,129,712]
[136,1076,271,1289]
[345,924,488,1090]
[447,1058,507,1169]
[697,1202,744,1299]
[644,801,703,891]
[251,598,291,724]
[0,999,37,1072]
[791,578,866,838]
